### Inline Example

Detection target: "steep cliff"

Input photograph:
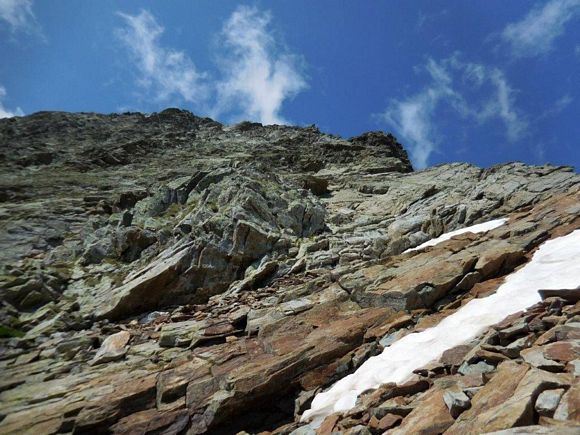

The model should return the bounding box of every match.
[0,109,578,434]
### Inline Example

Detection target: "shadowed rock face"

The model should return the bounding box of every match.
[0,109,579,434]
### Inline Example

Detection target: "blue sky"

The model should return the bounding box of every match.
[1,1,579,169]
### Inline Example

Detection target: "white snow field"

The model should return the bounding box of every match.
[302,229,580,424]
[404,218,509,253]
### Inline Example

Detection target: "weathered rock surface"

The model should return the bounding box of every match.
[0,109,579,434]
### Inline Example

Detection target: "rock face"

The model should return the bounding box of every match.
[0,109,579,434]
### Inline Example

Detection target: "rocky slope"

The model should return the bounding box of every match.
[0,109,578,434]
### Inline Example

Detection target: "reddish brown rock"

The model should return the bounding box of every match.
[469,277,505,299]
[317,413,340,435]
[447,362,571,434]
[414,309,453,331]
[369,413,402,431]
[74,373,158,433]
[535,324,580,346]
[474,242,525,279]
[543,341,580,363]
[369,396,414,418]
[203,321,235,336]
[387,388,454,434]
[445,361,528,434]
[358,379,431,409]
[413,361,446,377]
[156,358,212,406]
[479,349,511,364]
[361,252,478,310]
[109,408,189,435]
[539,288,580,303]
[440,344,473,367]
[363,313,412,341]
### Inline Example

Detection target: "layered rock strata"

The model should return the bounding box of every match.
[0,109,578,434]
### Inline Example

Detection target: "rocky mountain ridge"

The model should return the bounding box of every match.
[0,109,579,434]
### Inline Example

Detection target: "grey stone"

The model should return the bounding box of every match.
[294,389,317,416]
[458,361,496,376]
[289,425,316,435]
[443,388,471,418]
[520,347,565,372]
[345,425,372,435]
[245,308,285,335]
[139,311,169,325]
[379,329,408,348]
[158,320,203,348]
[534,388,565,416]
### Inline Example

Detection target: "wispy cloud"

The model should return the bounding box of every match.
[116,10,209,106]
[0,0,41,36]
[381,93,437,170]
[380,56,527,169]
[501,0,580,57]
[538,94,574,120]
[381,59,459,168]
[416,9,448,31]
[116,6,307,125]
[0,86,23,118]
[554,93,574,111]
[472,67,528,141]
[214,6,307,125]
[532,142,546,163]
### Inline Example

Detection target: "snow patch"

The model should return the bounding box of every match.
[404,218,508,253]
[303,229,580,425]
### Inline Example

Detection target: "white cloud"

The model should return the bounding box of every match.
[476,68,527,141]
[457,59,527,141]
[554,93,574,111]
[116,7,306,125]
[538,94,574,121]
[381,59,459,169]
[381,56,527,169]
[416,9,448,31]
[214,6,307,125]
[0,86,23,118]
[116,10,209,106]
[382,95,436,170]
[0,0,41,36]
[501,0,580,57]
